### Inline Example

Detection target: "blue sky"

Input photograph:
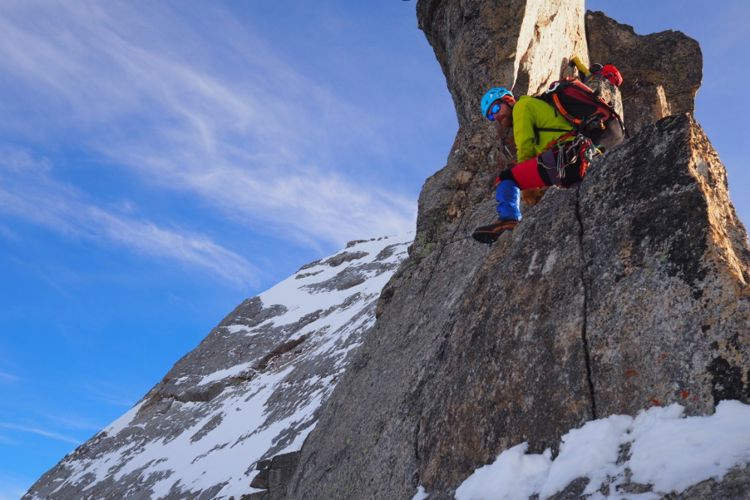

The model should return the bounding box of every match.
[1,1,748,497]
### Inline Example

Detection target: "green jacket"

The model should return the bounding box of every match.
[512,95,574,162]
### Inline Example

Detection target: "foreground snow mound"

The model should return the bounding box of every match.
[25,234,412,500]
[448,400,750,500]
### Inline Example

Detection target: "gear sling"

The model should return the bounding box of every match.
[497,133,597,191]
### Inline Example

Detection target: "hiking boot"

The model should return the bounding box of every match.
[471,219,519,244]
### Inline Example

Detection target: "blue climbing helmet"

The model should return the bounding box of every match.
[481,87,515,120]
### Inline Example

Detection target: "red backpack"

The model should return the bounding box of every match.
[537,78,626,151]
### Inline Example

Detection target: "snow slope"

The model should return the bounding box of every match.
[25,234,412,499]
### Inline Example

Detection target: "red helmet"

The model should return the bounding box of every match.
[600,64,623,87]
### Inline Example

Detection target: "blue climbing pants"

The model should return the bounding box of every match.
[494,152,559,221]
[495,179,521,221]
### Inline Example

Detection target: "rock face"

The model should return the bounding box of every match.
[247,452,301,500]
[289,115,750,499]
[417,0,587,129]
[581,115,750,418]
[586,10,702,135]
[287,2,749,499]
[23,236,411,500]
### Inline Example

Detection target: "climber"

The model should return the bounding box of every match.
[571,56,624,88]
[472,86,575,243]
[472,68,624,244]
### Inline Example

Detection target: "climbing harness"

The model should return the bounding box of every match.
[538,133,601,187]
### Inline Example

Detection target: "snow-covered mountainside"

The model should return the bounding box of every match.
[25,234,412,500]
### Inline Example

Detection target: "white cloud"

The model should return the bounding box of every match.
[0,1,416,249]
[0,422,80,446]
[42,413,105,433]
[0,149,258,288]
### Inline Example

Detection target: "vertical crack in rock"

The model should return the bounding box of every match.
[575,185,598,419]
[413,418,421,461]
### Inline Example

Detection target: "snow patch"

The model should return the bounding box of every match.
[453,401,750,499]
[455,444,551,500]
[196,361,254,387]
[226,324,250,334]
[412,484,430,499]
[103,401,144,437]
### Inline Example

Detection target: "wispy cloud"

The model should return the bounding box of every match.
[42,413,104,433]
[0,149,257,287]
[0,422,80,445]
[0,1,416,251]
[0,370,18,384]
